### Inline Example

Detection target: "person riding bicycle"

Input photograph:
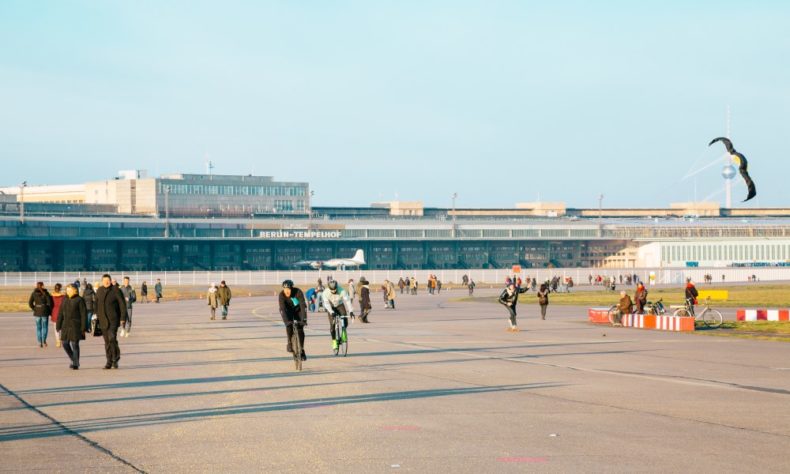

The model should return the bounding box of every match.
[278,280,307,361]
[684,278,699,317]
[322,280,355,351]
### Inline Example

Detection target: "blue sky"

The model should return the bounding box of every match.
[1,1,788,208]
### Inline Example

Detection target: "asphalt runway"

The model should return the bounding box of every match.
[1,289,788,473]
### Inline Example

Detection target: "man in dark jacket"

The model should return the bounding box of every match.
[120,277,136,337]
[95,274,128,369]
[218,281,232,320]
[56,284,87,369]
[82,283,96,333]
[278,280,307,361]
[29,282,54,348]
[498,283,529,332]
[359,277,372,323]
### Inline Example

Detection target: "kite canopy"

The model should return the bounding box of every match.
[709,137,756,202]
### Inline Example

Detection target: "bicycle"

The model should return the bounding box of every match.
[672,297,723,328]
[331,311,349,357]
[645,298,666,316]
[606,304,624,326]
[290,321,304,371]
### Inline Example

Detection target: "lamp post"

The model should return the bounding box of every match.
[451,192,458,238]
[164,185,170,238]
[308,190,315,233]
[598,194,604,219]
[19,181,27,224]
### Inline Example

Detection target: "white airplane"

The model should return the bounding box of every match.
[293,249,366,270]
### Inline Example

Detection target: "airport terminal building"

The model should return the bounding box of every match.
[1,172,789,271]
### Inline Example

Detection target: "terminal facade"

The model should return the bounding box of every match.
[1,173,789,271]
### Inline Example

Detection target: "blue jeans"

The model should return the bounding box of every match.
[86,311,93,332]
[35,316,48,343]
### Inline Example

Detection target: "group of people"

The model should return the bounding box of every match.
[304,277,373,324]
[278,278,367,359]
[206,281,232,320]
[28,274,147,370]
[612,278,699,326]
[497,276,553,332]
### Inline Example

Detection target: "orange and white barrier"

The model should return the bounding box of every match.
[588,307,611,324]
[588,308,695,332]
[654,315,695,332]
[736,309,789,322]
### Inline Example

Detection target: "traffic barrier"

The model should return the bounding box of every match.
[736,309,789,322]
[654,315,695,332]
[588,308,694,331]
[588,307,611,324]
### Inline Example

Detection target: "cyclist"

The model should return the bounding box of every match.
[498,282,529,332]
[278,280,307,361]
[322,280,355,351]
[684,278,699,317]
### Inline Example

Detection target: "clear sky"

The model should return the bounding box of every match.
[1,1,788,208]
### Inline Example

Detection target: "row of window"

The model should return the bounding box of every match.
[663,244,790,262]
[162,184,307,197]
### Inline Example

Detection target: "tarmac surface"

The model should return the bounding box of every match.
[1,289,789,473]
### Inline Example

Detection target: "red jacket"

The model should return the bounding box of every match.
[50,293,64,323]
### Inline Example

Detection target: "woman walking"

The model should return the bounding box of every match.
[56,284,87,369]
[50,283,65,348]
[537,283,550,320]
[498,282,528,332]
[207,284,219,320]
[359,277,372,323]
[28,282,53,348]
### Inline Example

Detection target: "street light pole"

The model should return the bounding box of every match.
[308,190,315,233]
[451,192,458,238]
[598,194,604,219]
[164,185,170,238]
[19,181,27,224]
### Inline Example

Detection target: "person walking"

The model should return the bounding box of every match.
[410,278,418,295]
[359,277,372,323]
[207,284,219,320]
[348,279,356,304]
[154,279,163,303]
[498,282,529,332]
[537,283,550,320]
[28,282,53,348]
[218,280,232,319]
[50,283,65,348]
[386,280,396,310]
[119,277,137,337]
[398,278,405,294]
[56,284,87,370]
[82,283,96,331]
[140,281,149,303]
[279,280,307,361]
[468,279,476,296]
[95,274,128,369]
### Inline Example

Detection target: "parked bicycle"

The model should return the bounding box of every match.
[673,296,723,328]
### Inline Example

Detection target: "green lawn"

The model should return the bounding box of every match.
[697,321,790,342]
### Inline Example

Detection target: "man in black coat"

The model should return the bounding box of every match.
[95,274,128,369]
[278,280,307,361]
[56,284,87,369]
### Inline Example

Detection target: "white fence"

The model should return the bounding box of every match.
[3,267,790,288]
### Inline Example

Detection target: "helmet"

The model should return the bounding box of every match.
[328,280,338,292]
[282,280,294,289]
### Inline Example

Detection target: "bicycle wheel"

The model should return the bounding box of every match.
[702,309,723,329]
[292,328,302,371]
[333,318,341,356]
[607,305,618,326]
[673,308,690,318]
[340,327,348,357]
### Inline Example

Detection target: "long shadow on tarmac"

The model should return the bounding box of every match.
[0,380,373,413]
[0,383,564,442]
